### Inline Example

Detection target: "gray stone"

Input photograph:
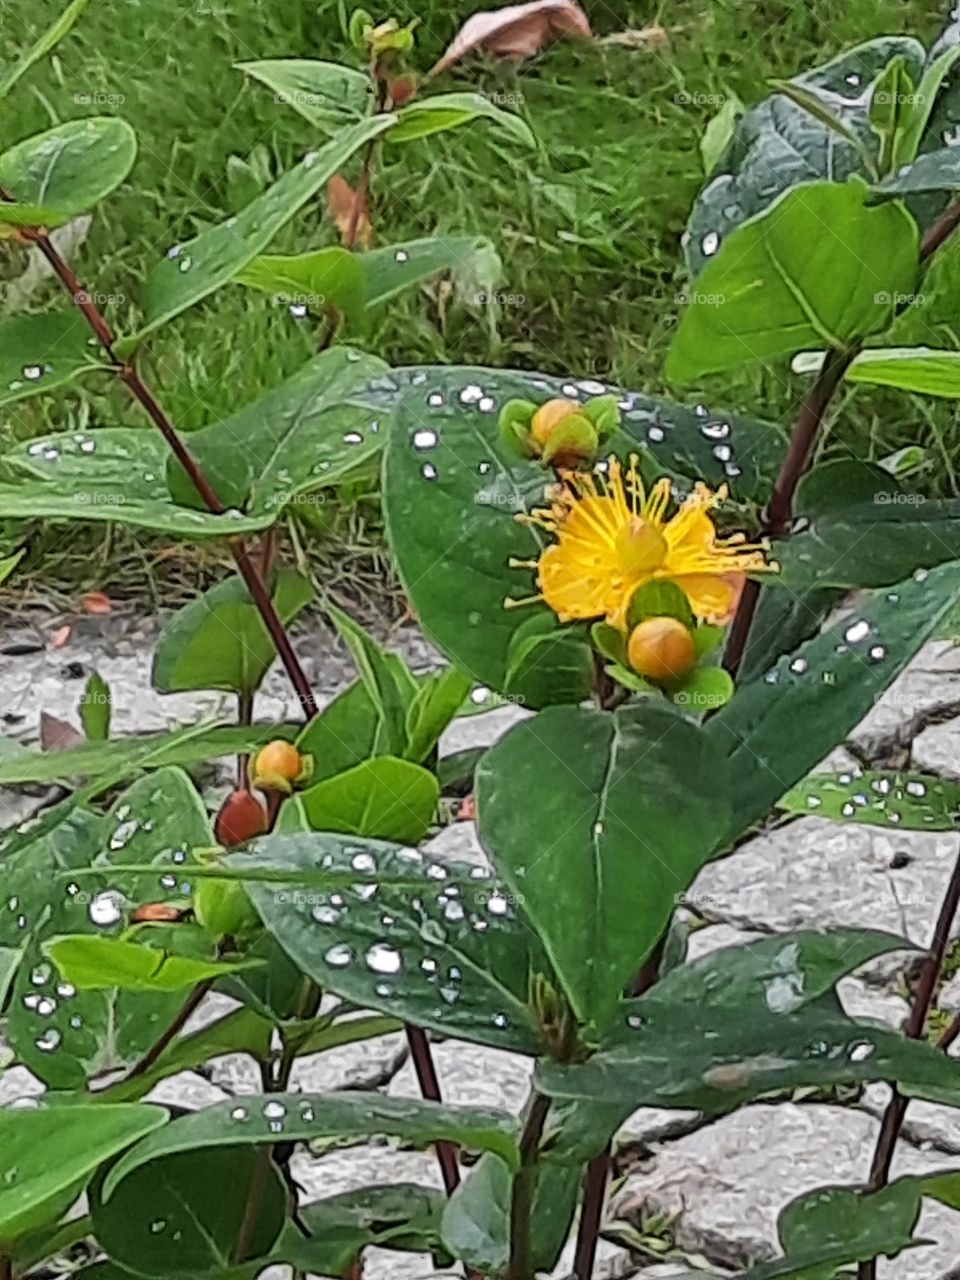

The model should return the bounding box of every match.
[693,817,959,953]
[848,640,960,763]
[614,1103,960,1278]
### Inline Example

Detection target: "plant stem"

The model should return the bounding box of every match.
[507,1091,552,1280]
[406,1025,461,1194]
[857,847,960,1280]
[237,690,254,788]
[572,1145,611,1280]
[123,978,213,1082]
[6,213,318,719]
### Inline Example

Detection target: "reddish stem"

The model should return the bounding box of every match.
[406,1025,461,1194]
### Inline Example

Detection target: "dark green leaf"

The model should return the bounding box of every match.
[708,563,960,845]
[103,1093,520,1199]
[326,601,417,755]
[503,615,593,707]
[0,1103,166,1244]
[280,1184,447,1274]
[779,769,960,830]
[873,145,960,197]
[361,236,497,309]
[0,428,272,536]
[235,246,367,319]
[0,310,108,407]
[389,93,535,148]
[668,181,919,383]
[151,570,314,696]
[91,1146,285,1276]
[0,117,137,224]
[243,833,553,1052]
[236,58,370,132]
[130,117,395,343]
[686,37,924,275]
[477,703,729,1029]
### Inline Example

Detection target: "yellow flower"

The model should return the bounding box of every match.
[510,456,773,628]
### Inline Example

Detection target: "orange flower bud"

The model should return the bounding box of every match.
[530,398,580,448]
[627,616,696,683]
[214,788,268,848]
[251,740,306,794]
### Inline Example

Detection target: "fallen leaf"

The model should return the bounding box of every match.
[457,793,477,821]
[431,0,590,74]
[80,591,113,615]
[132,903,187,924]
[598,25,669,50]
[40,711,85,752]
[327,174,373,250]
[50,624,72,649]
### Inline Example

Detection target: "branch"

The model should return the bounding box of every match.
[507,1091,552,1280]
[123,979,213,1081]
[7,210,319,719]
[406,1025,461,1194]
[857,847,960,1280]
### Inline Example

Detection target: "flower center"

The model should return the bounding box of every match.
[614,516,667,576]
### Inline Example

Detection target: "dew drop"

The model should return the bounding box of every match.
[35,1029,61,1053]
[421,462,438,480]
[324,943,352,968]
[869,645,886,662]
[22,365,42,381]
[312,904,339,925]
[647,425,665,443]
[478,395,496,413]
[906,781,927,798]
[843,620,870,644]
[460,384,484,403]
[289,302,308,319]
[412,429,438,450]
[491,1012,510,1030]
[427,392,444,408]
[89,890,124,927]
[700,420,730,440]
[343,431,364,445]
[394,249,409,263]
[231,1106,249,1122]
[789,657,808,675]
[701,230,720,256]
[365,942,403,975]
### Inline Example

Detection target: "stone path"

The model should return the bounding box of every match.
[5,616,960,1277]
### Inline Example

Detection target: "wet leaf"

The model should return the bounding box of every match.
[236,58,370,133]
[477,702,729,1029]
[389,92,535,148]
[103,1093,520,1200]
[0,118,137,226]
[0,310,109,407]
[0,1102,166,1244]
[281,1184,447,1274]
[779,769,960,830]
[297,755,439,843]
[243,833,554,1052]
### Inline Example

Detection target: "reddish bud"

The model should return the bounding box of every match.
[131,903,186,924]
[215,788,268,848]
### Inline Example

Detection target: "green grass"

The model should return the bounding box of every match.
[0,0,954,592]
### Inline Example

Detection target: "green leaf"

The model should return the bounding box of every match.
[243,833,554,1052]
[361,235,498,309]
[796,345,960,397]
[771,79,874,169]
[0,1103,166,1245]
[776,498,960,589]
[0,117,137,224]
[685,37,925,275]
[79,672,111,741]
[668,180,919,383]
[0,310,109,407]
[297,677,383,783]
[389,92,535,148]
[104,1093,520,1200]
[873,145,960,198]
[476,703,729,1029]
[770,1181,921,1275]
[151,570,314,696]
[737,586,840,684]
[404,666,474,763]
[442,1154,580,1274]
[612,929,913,1038]
[707,563,960,846]
[235,58,370,133]
[672,663,734,711]
[235,246,367,319]
[43,935,263,992]
[0,549,23,586]
[129,117,396,344]
[625,579,695,629]
[894,43,960,165]
[0,946,19,1006]
[282,1184,447,1275]
[297,755,439,842]
[0,0,89,99]
[0,721,299,786]
[165,347,389,515]
[503,615,594,707]
[539,1004,960,1112]
[0,428,273,536]
[326,601,417,755]
[700,92,744,174]
[779,769,960,830]
[7,769,215,1087]
[91,1147,286,1276]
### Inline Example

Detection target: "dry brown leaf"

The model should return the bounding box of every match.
[598,25,669,50]
[80,591,113,615]
[40,711,85,752]
[456,793,477,822]
[50,624,72,649]
[327,174,373,250]
[431,0,590,74]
